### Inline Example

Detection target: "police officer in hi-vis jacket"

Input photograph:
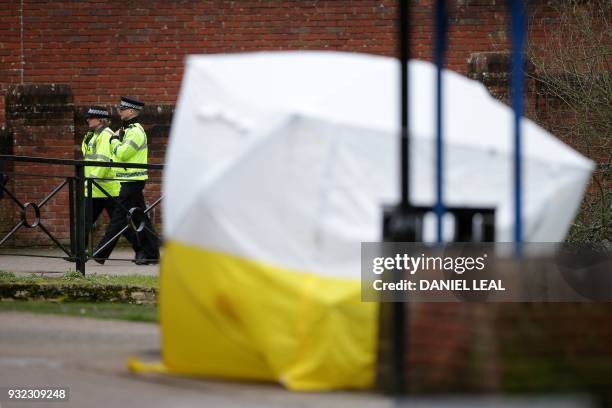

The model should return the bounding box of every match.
[82,106,121,249]
[94,97,160,265]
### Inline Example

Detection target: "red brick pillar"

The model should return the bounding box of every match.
[4,84,74,246]
[468,52,512,103]
[406,303,501,393]
[468,52,536,117]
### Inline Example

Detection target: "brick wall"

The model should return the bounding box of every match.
[404,303,612,404]
[0,0,21,125]
[0,0,529,248]
[0,0,567,124]
[3,84,74,246]
[0,84,167,247]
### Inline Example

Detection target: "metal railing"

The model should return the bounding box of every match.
[0,154,163,274]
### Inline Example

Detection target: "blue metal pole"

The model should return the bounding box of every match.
[400,0,411,208]
[510,0,525,247]
[435,0,447,244]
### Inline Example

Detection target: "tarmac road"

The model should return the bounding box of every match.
[0,312,596,408]
[0,312,391,408]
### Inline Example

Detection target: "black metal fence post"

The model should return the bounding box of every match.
[68,177,76,258]
[376,0,415,395]
[86,178,93,256]
[0,154,163,272]
[74,164,86,274]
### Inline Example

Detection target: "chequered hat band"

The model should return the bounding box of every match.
[87,108,109,116]
[120,101,143,110]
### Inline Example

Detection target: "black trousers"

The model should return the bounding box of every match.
[85,197,116,249]
[94,181,160,261]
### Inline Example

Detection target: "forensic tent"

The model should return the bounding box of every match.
[137,52,593,390]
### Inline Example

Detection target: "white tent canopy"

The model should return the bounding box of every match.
[164,51,594,279]
[153,51,595,389]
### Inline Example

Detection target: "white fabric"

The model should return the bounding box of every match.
[164,51,594,278]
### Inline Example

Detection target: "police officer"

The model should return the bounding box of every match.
[82,106,120,249]
[94,97,160,265]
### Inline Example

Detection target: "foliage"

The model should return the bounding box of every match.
[0,270,158,288]
[528,0,611,242]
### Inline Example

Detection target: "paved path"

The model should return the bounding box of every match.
[0,312,595,408]
[0,248,158,276]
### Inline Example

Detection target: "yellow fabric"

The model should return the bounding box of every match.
[110,122,148,181]
[143,240,378,391]
[81,127,120,198]
[127,357,168,374]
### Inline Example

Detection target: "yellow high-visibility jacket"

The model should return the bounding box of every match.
[81,127,120,198]
[110,121,148,181]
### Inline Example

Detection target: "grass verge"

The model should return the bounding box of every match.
[0,270,158,288]
[0,300,158,322]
